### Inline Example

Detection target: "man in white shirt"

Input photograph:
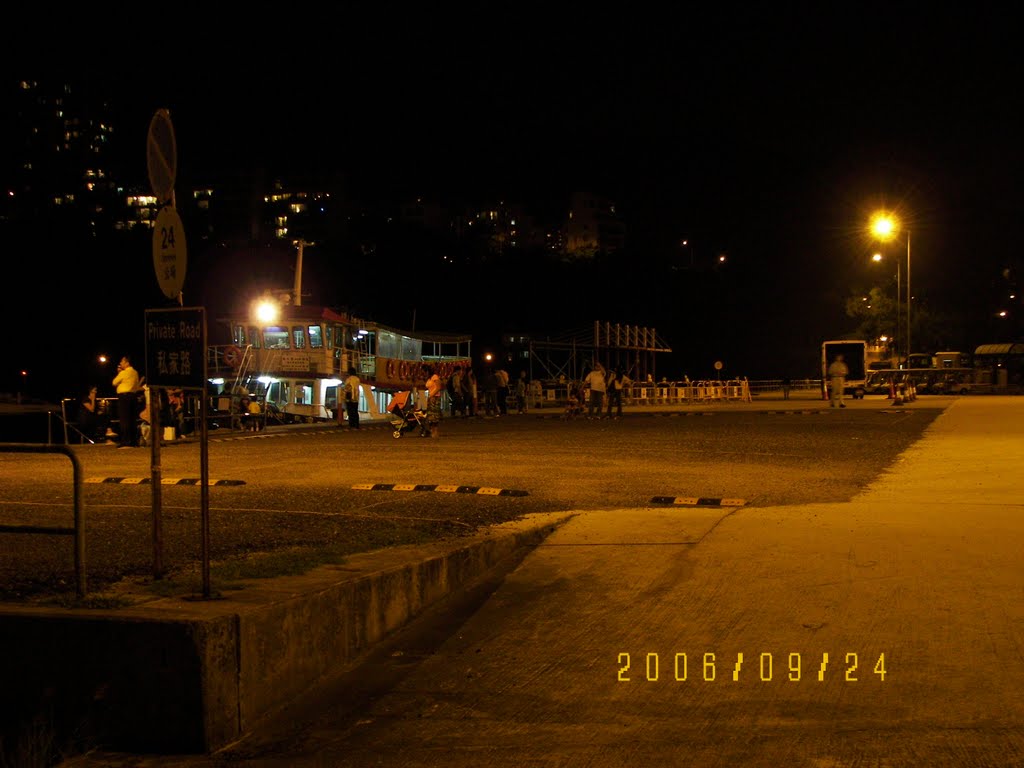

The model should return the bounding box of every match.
[112,356,141,447]
[827,354,849,408]
[584,363,607,419]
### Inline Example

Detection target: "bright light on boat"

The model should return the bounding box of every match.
[255,299,280,324]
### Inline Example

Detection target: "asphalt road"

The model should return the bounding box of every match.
[0,405,944,601]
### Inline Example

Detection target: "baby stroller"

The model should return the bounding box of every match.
[387,391,430,438]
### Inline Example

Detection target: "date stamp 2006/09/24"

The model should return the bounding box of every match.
[617,651,888,683]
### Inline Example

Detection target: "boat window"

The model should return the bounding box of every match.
[401,335,422,360]
[308,325,323,349]
[378,331,399,359]
[266,381,280,405]
[292,326,306,349]
[233,325,245,346]
[247,327,261,349]
[294,381,313,405]
[264,326,290,350]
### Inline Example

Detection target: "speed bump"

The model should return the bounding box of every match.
[352,483,528,497]
[86,477,246,486]
[650,496,746,507]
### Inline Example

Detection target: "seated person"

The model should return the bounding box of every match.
[239,396,252,430]
[159,388,189,438]
[137,388,152,446]
[77,386,110,443]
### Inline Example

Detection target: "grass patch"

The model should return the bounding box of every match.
[144,528,442,598]
[217,546,349,581]
[39,593,136,610]
[142,546,348,599]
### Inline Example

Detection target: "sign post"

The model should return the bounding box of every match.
[145,307,211,598]
[145,109,213,598]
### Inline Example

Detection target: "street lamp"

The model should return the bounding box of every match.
[870,212,911,367]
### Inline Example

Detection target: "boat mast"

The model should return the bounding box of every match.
[293,239,313,307]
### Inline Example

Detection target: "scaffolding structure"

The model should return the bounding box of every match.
[527,321,673,383]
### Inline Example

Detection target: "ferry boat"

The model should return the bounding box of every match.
[207,303,472,423]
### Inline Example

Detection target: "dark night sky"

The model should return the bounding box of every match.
[4,7,1023,400]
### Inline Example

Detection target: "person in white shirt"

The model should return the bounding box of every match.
[827,354,849,408]
[584,362,607,419]
[112,356,141,447]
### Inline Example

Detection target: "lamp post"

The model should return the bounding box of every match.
[871,251,900,365]
[870,212,911,367]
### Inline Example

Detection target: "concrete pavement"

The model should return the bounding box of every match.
[45,394,1024,767]
[201,396,1020,767]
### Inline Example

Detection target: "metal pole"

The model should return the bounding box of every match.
[896,259,901,367]
[201,382,210,598]
[151,388,164,579]
[906,232,912,364]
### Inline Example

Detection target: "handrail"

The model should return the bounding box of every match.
[0,443,86,597]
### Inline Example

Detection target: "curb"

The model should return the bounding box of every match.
[0,513,572,754]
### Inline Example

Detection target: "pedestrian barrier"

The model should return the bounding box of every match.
[0,443,86,597]
[623,380,752,404]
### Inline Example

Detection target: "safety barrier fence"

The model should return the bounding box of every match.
[0,443,86,597]
[533,379,756,406]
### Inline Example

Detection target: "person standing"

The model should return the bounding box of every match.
[827,355,848,408]
[495,367,510,415]
[606,368,626,419]
[515,371,528,414]
[584,362,607,419]
[344,366,361,429]
[424,365,443,437]
[782,376,792,400]
[462,367,476,418]
[112,355,141,447]
[448,366,464,417]
[483,368,499,416]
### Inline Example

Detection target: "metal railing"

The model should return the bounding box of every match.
[0,443,86,597]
